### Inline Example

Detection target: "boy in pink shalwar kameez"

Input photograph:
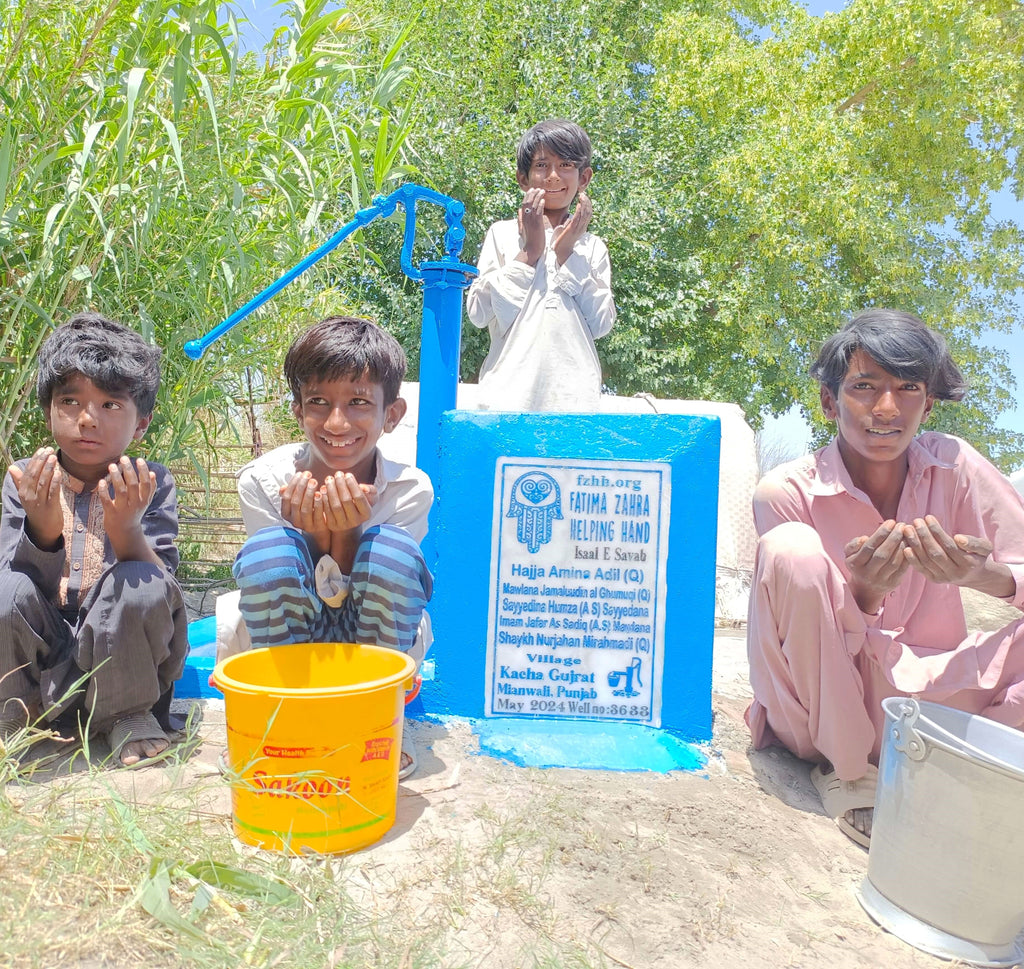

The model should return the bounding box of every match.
[746,309,1024,846]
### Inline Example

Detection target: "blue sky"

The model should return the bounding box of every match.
[234,0,1022,452]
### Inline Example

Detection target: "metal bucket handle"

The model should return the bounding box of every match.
[891,699,929,762]
[892,698,1022,776]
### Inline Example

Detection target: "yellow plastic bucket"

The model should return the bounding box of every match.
[213,642,416,855]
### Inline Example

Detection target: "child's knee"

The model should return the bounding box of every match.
[233,525,315,588]
[0,570,45,620]
[356,525,431,596]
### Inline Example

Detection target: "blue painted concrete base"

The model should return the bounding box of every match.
[178,616,222,699]
[471,717,707,772]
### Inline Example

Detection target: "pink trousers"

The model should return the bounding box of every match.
[745,521,1024,780]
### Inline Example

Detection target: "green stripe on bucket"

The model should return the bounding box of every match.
[234,812,387,840]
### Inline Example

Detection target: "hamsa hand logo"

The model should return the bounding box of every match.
[507,471,563,553]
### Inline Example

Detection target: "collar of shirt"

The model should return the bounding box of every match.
[806,435,956,505]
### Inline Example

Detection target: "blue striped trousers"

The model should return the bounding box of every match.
[232,524,432,652]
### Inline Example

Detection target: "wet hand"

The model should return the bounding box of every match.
[552,190,593,266]
[844,520,910,614]
[901,516,1007,593]
[319,472,376,533]
[279,471,330,550]
[8,447,64,549]
[98,456,156,538]
[516,187,547,265]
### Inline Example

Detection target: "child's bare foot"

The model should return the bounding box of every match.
[120,735,170,766]
[107,712,170,766]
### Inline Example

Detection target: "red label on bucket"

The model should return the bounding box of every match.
[262,745,312,758]
[251,770,351,799]
[361,737,394,762]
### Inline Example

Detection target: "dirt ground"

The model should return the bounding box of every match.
[35,588,1021,969]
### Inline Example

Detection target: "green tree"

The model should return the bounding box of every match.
[346,0,1024,468]
[0,0,421,469]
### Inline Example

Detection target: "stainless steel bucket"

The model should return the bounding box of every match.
[858,698,1024,967]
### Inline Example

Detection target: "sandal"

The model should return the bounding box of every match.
[106,711,170,767]
[810,762,878,848]
[398,736,418,781]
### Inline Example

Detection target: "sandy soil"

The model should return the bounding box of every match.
[108,629,941,969]
[43,589,1022,968]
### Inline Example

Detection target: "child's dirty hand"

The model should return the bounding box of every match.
[98,456,156,538]
[8,447,64,549]
[280,471,330,551]
[320,472,376,533]
[552,190,592,266]
[516,187,547,266]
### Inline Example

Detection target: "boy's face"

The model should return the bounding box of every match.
[820,350,934,476]
[291,371,406,484]
[517,148,592,218]
[44,373,151,484]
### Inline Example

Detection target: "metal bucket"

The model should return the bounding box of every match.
[858,698,1024,967]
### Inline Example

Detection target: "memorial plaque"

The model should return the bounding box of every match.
[485,457,670,726]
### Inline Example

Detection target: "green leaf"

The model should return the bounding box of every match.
[183,860,298,904]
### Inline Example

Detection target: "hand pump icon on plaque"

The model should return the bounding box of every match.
[609,657,643,698]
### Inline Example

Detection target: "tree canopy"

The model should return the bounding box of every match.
[1,0,1022,470]
[347,0,1024,468]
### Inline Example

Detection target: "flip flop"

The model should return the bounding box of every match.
[810,763,878,848]
[398,736,418,781]
[106,711,171,768]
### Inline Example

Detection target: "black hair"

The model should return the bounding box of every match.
[284,316,407,405]
[37,312,162,416]
[516,119,593,178]
[811,309,967,401]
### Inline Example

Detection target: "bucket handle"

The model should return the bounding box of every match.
[891,699,929,762]
[892,698,1022,775]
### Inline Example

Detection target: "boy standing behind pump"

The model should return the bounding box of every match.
[0,313,187,766]
[467,119,616,412]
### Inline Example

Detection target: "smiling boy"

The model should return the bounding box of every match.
[467,118,616,412]
[229,317,433,667]
[746,309,1024,846]
[0,313,187,765]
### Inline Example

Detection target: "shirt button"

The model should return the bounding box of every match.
[76,524,84,533]
[73,562,81,571]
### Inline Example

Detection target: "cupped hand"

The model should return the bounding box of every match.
[8,447,64,549]
[901,516,996,588]
[279,471,330,552]
[320,472,376,533]
[98,456,156,539]
[516,187,547,265]
[552,190,593,266]
[844,520,910,614]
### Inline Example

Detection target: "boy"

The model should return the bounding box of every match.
[0,313,187,766]
[227,316,433,671]
[466,118,616,412]
[746,309,1024,846]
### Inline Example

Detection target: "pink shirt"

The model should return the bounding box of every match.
[753,432,1024,647]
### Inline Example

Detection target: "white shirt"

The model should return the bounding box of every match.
[466,218,616,412]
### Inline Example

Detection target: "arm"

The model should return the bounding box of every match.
[139,462,180,574]
[466,222,536,339]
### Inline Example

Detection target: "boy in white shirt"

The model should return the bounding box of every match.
[467,119,616,412]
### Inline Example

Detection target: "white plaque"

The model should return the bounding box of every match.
[485,457,670,726]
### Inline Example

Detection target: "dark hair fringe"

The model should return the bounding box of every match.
[37,312,162,415]
[284,316,407,405]
[811,308,967,401]
[516,119,593,178]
